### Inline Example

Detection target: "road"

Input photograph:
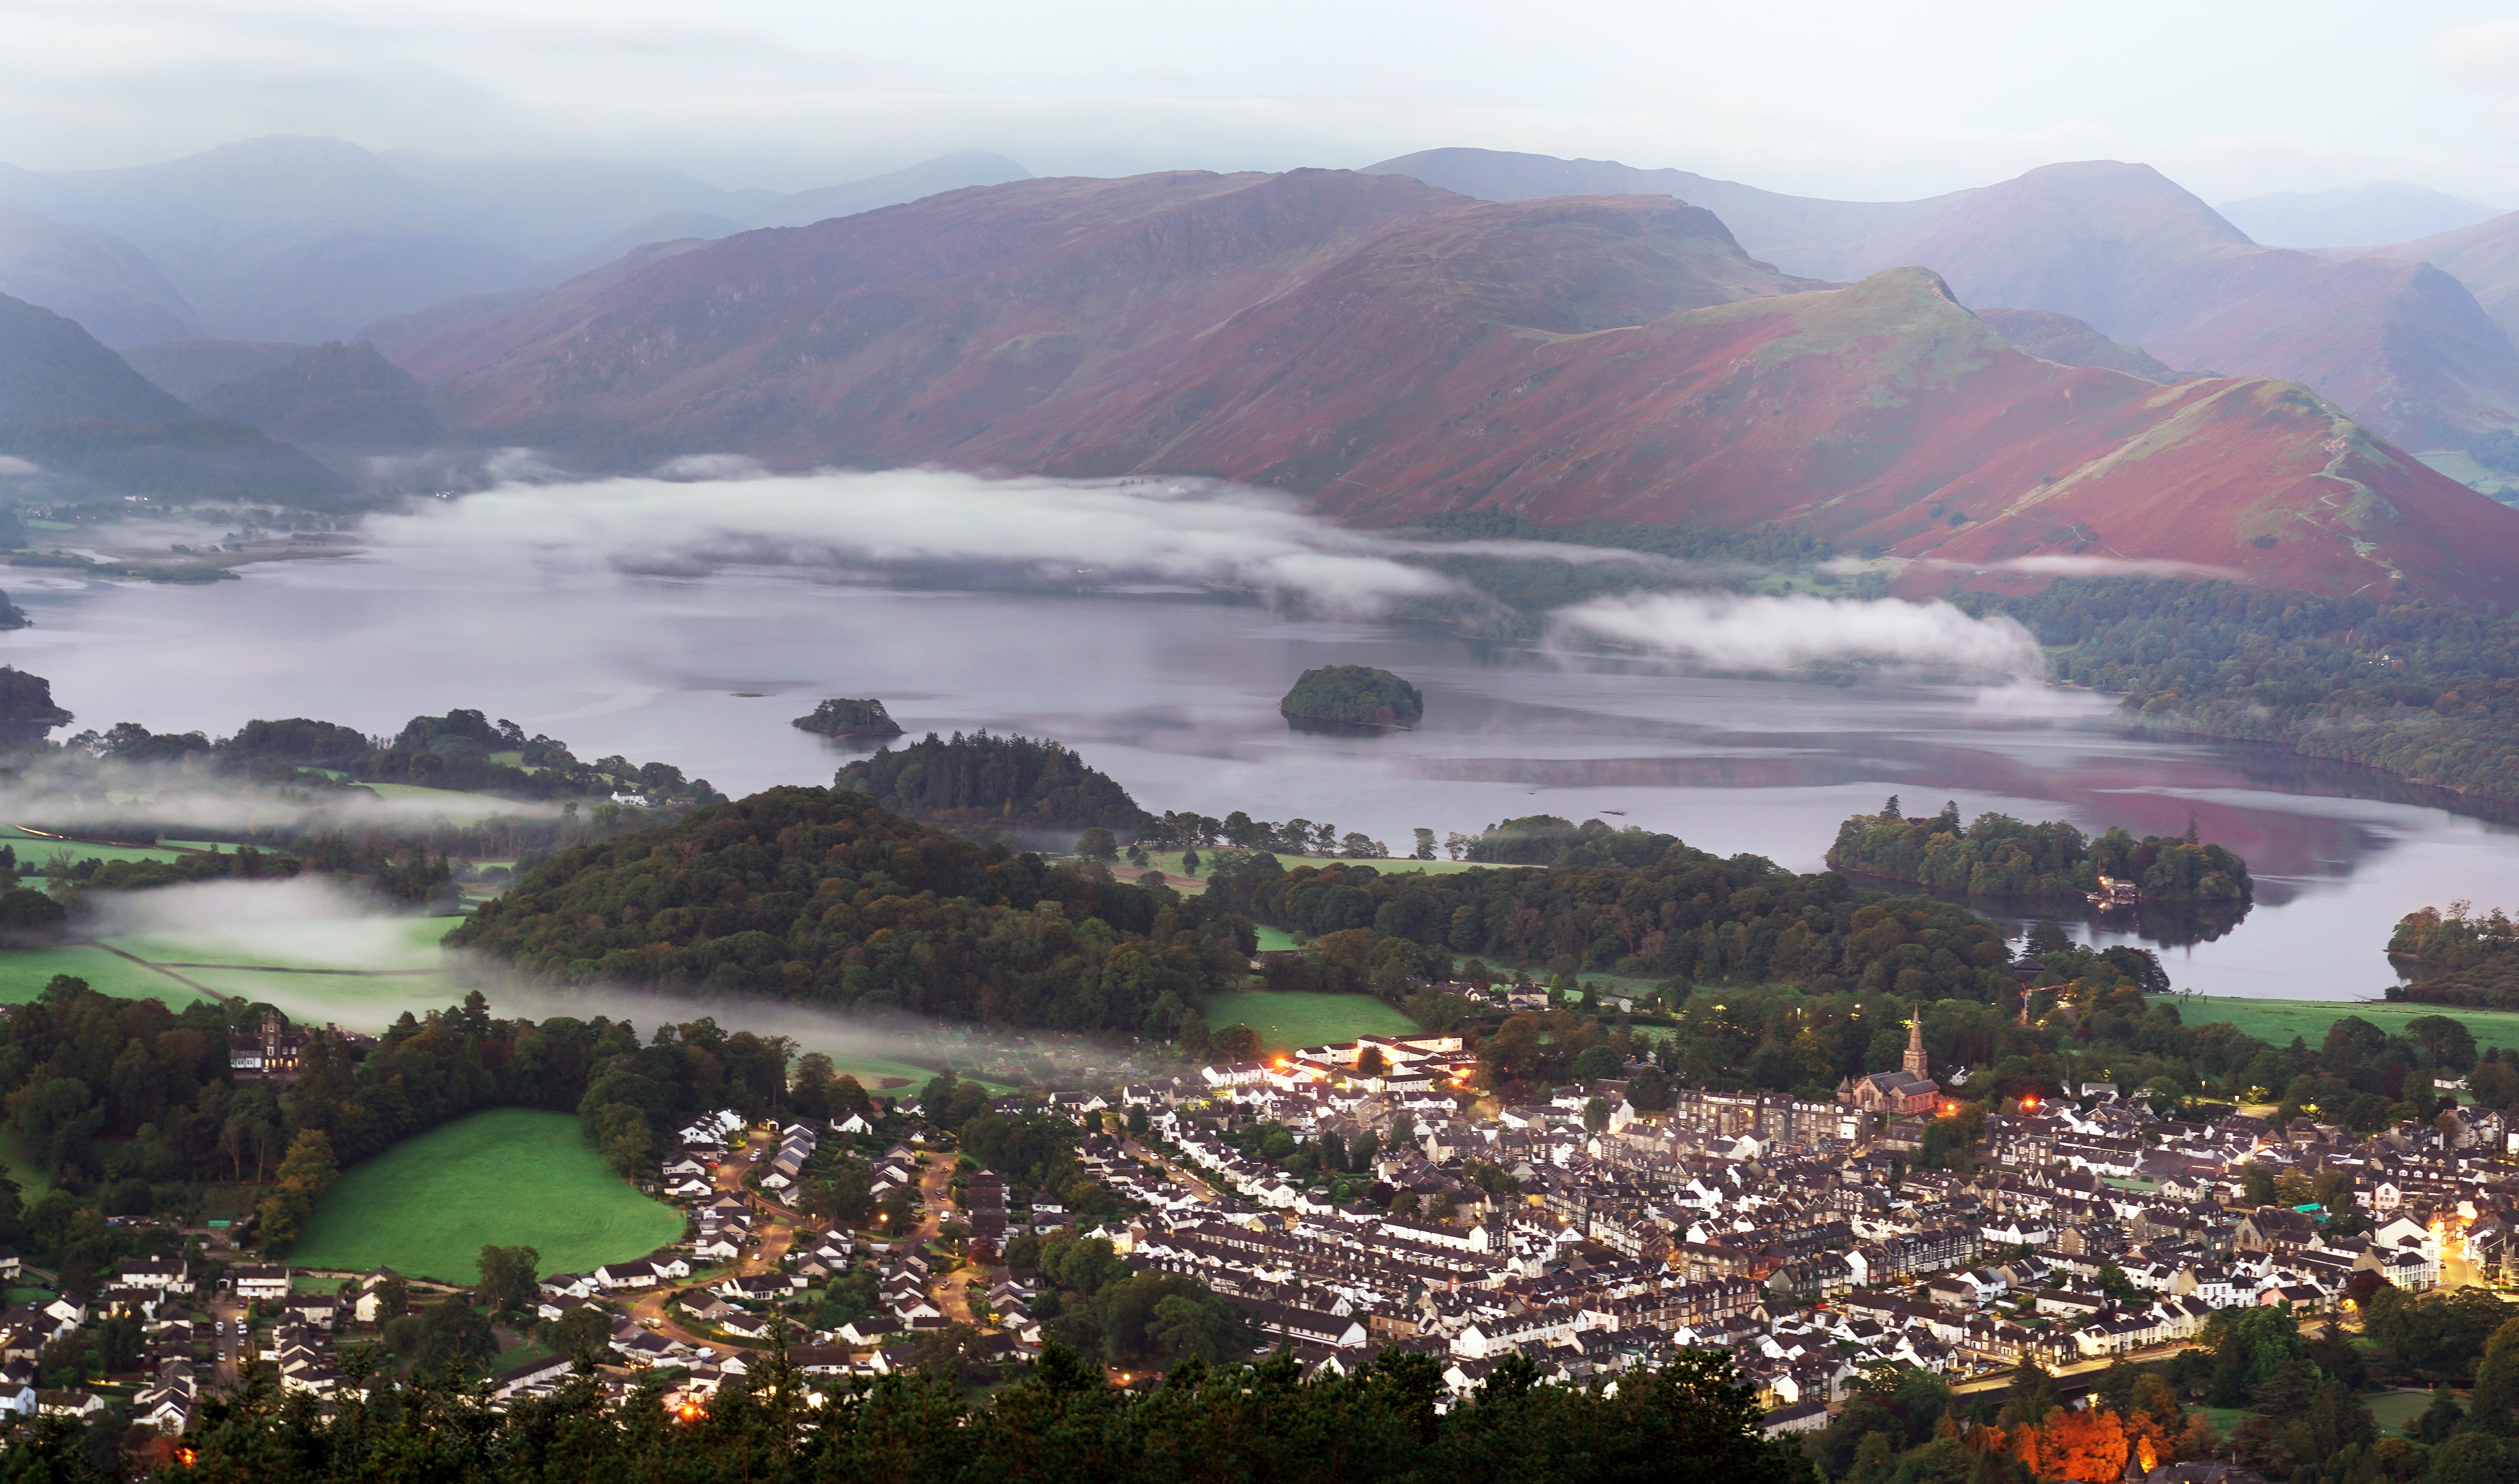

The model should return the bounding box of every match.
[628,1127,801,1356]
[1123,1137,1220,1204]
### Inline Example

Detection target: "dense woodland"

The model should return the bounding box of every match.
[1278,665,1424,728]
[452,787,1245,1040]
[833,732,1150,829]
[1961,578,2519,805]
[1826,797,2253,902]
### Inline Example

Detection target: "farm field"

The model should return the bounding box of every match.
[1200,990,1417,1053]
[0,827,190,865]
[2161,995,2519,1055]
[289,1109,685,1283]
[360,783,544,820]
[1139,850,1531,882]
[0,945,203,1003]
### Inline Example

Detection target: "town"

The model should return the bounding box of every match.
[25,1000,2504,1478]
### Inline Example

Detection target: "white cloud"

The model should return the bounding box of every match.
[1548,590,2043,680]
[363,467,1710,617]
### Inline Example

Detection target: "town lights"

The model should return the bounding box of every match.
[676,1400,707,1423]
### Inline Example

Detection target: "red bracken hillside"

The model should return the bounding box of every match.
[1372,151,2519,450]
[406,169,2519,604]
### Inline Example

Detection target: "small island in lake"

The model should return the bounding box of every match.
[1280,665,1423,729]
[792,698,905,739]
[1827,797,2251,903]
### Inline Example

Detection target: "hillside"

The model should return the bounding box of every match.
[0,209,201,346]
[1973,308,2176,382]
[405,169,1822,460]
[402,169,2519,603]
[191,341,442,448]
[2357,211,2519,350]
[1369,150,2519,448]
[0,293,346,504]
[121,339,314,401]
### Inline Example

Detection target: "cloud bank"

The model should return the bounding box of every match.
[1547,590,2044,679]
[365,467,1684,616]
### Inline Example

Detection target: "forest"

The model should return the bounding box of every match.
[1826,797,2253,902]
[451,786,1246,1040]
[5,1337,1813,1484]
[1278,665,1424,728]
[1206,843,2023,996]
[833,731,1150,829]
[1960,578,2519,805]
[2384,902,2519,1009]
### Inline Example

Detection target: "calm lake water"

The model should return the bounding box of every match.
[7,539,2514,1002]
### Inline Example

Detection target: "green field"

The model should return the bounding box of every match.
[1253,925,1300,952]
[1200,990,1419,1053]
[289,1109,685,1284]
[361,783,544,820]
[0,827,191,866]
[2161,995,2519,1055]
[0,946,206,1004]
[1139,850,1529,881]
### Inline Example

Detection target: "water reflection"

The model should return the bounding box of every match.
[3,551,2511,1001]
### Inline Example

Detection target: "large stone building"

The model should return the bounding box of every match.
[1837,1014,1941,1118]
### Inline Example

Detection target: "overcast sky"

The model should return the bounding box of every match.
[12,0,2519,203]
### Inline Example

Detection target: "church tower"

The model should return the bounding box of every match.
[1903,1012,1929,1081]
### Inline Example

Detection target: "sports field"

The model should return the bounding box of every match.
[2161,996,2519,1055]
[289,1108,685,1284]
[1200,990,1419,1053]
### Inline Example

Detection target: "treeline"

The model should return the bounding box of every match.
[1960,578,2519,805]
[835,731,1149,828]
[45,704,726,810]
[1826,796,2253,901]
[1458,815,1679,867]
[1207,845,2022,997]
[452,787,1247,1040]
[2386,902,2519,1009]
[56,1341,1813,1484]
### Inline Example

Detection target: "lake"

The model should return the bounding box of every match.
[6,535,2513,1001]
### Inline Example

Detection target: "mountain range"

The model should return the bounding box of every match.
[1364,149,2519,450]
[0,137,1032,344]
[390,167,2519,603]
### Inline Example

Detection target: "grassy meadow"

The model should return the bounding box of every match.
[1200,989,1419,1054]
[288,1109,685,1283]
[2160,995,2519,1055]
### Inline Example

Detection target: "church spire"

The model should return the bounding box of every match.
[1903,1011,1930,1081]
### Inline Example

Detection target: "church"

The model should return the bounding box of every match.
[1836,1013,1941,1117]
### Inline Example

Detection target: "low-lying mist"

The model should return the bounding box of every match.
[362,465,2052,675]
[1545,590,2046,680]
[97,877,1160,1088]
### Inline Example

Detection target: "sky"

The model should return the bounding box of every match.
[11,0,2519,203]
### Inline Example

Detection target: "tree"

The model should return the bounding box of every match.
[257,1127,339,1251]
[477,1245,540,1314]
[1412,828,1436,861]
[407,1299,498,1376]
[587,1102,652,1177]
[1075,828,1118,862]
[2096,1264,2140,1307]
[1208,1024,1259,1063]
[1582,1095,1611,1133]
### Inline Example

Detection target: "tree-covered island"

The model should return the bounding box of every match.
[1280,664,1424,728]
[1826,797,2253,902]
[791,697,905,738]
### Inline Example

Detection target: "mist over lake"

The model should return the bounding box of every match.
[5,532,2511,1002]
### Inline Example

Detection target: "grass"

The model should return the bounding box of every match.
[1199,990,1419,1054]
[360,783,543,820]
[0,946,208,1005]
[0,828,191,865]
[2367,1390,2438,1432]
[1136,850,1529,883]
[1253,925,1300,953]
[288,1108,686,1284]
[2160,995,2519,1055]
[0,1131,51,1200]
